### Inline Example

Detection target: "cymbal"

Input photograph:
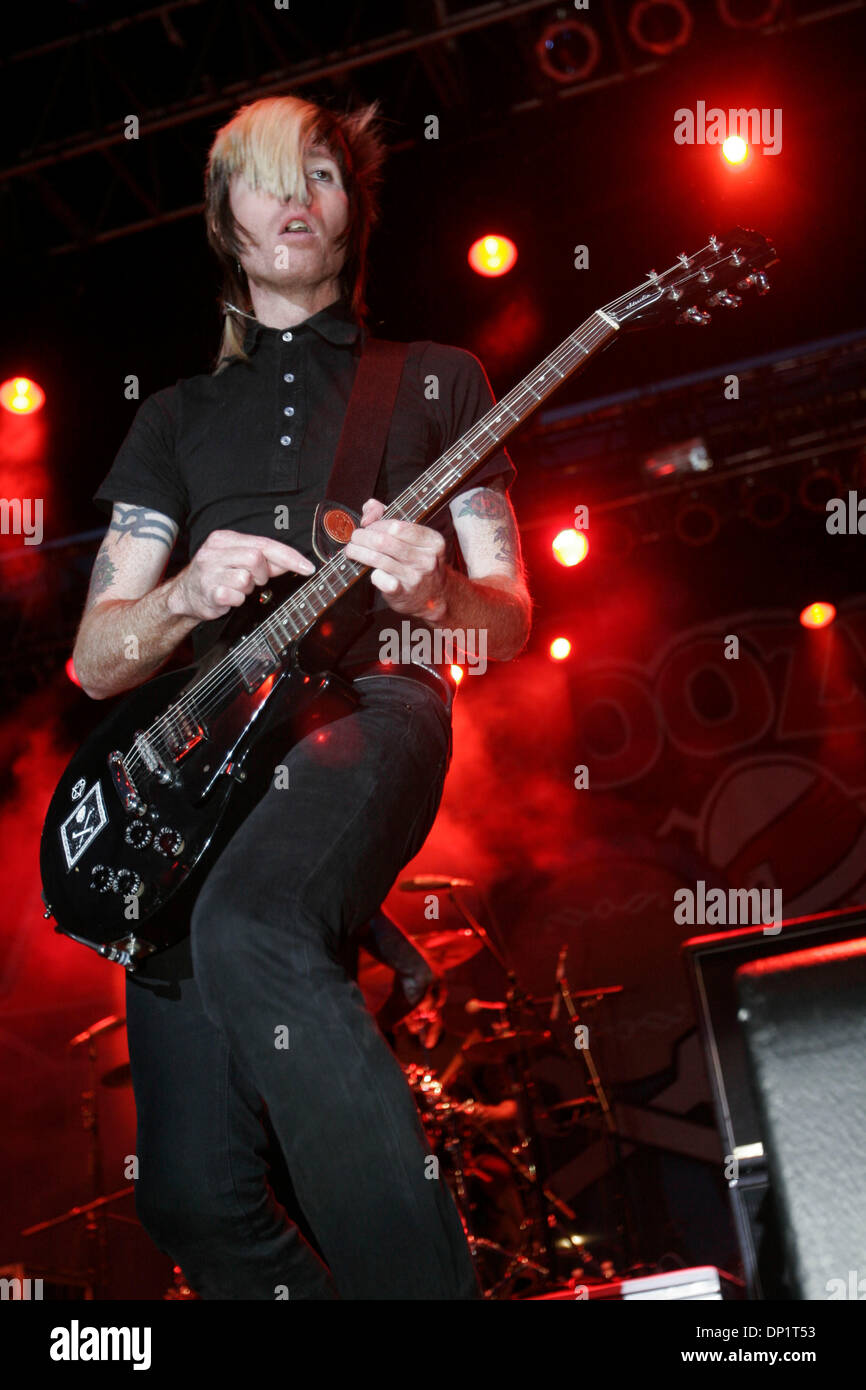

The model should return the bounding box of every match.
[357,928,482,991]
[461,1030,551,1064]
[410,929,483,971]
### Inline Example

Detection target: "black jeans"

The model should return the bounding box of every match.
[125,676,480,1300]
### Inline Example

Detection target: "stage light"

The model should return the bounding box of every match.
[798,468,841,514]
[468,235,518,278]
[741,481,790,529]
[552,528,589,567]
[722,136,749,165]
[643,437,712,481]
[628,0,692,57]
[550,638,572,661]
[450,664,465,684]
[1,376,45,414]
[800,602,836,630]
[674,499,720,546]
[717,0,781,29]
[65,657,82,687]
[535,20,600,85]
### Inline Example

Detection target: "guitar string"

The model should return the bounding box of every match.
[125,244,747,774]
[122,318,612,774]
[124,245,749,772]
[124,248,739,773]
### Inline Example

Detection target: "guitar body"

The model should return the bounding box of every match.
[40,571,365,967]
[40,227,777,968]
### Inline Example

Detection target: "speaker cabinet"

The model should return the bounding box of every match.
[736,936,866,1301]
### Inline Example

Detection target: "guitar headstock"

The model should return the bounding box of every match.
[604,227,778,332]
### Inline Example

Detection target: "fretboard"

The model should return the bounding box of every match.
[167,307,619,728]
[255,308,619,648]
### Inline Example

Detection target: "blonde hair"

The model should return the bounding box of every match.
[205,94,386,370]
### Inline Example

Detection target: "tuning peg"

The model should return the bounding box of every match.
[736,275,757,291]
[754,272,770,294]
[708,290,742,309]
[678,253,690,267]
[676,306,712,326]
[709,234,720,251]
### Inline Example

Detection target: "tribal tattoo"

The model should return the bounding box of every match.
[109,505,176,548]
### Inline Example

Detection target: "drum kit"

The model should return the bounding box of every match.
[357,874,633,1298]
[19,876,630,1300]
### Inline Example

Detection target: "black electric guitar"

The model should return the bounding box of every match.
[40,228,777,968]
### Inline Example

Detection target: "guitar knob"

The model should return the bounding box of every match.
[125,821,153,850]
[154,827,184,857]
[90,864,117,894]
[115,868,142,898]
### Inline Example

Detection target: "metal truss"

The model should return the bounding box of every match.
[3,0,859,256]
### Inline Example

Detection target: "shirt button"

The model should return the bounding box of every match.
[283,373,294,383]
[283,406,294,417]
[280,435,292,446]
[282,331,293,343]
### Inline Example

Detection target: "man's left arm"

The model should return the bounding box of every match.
[345,477,531,661]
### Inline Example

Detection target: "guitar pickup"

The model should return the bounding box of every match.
[164,710,206,763]
[236,638,281,694]
[107,750,145,815]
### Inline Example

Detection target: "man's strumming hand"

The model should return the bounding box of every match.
[344,498,450,622]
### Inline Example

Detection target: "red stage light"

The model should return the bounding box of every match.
[800,602,836,630]
[0,376,45,414]
[450,664,465,684]
[550,637,572,661]
[552,528,589,567]
[468,235,518,278]
[722,136,749,165]
[65,657,82,687]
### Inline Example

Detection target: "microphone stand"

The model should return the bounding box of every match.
[556,963,637,1270]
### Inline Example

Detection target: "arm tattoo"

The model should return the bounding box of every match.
[85,545,117,609]
[457,489,508,521]
[109,505,175,548]
[493,522,516,565]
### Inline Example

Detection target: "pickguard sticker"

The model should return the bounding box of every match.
[60,781,108,870]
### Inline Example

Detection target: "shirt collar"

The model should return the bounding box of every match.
[240,294,361,353]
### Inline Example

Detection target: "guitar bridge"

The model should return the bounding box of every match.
[134,731,174,784]
[107,750,144,815]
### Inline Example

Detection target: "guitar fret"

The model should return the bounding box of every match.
[174,310,619,730]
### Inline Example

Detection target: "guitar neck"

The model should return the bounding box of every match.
[258,308,619,645]
[386,309,619,526]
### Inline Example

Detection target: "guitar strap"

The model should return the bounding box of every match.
[311,338,411,563]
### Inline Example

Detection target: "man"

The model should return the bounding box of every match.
[72,93,530,1300]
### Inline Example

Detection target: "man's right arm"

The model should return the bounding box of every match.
[73,502,316,700]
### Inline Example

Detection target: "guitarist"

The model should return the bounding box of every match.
[71,94,531,1300]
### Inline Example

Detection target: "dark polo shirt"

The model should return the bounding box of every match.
[93,295,516,674]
